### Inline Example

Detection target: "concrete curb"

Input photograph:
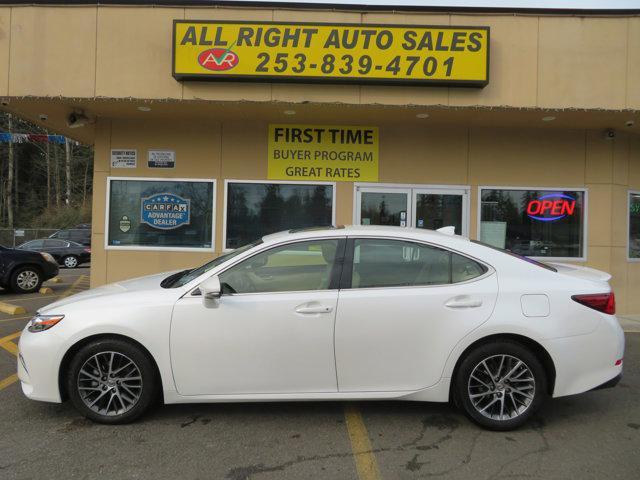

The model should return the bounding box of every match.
[0,302,26,315]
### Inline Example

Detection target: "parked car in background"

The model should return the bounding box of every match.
[0,245,58,293]
[18,239,91,269]
[49,228,91,246]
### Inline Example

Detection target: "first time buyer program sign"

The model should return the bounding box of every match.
[173,21,489,86]
[268,125,379,182]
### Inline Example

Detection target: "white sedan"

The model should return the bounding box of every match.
[18,226,624,430]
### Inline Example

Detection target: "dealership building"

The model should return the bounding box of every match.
[0,1,639,312]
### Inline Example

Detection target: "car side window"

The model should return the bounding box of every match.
[452,253,486,283]
[350,239,486,288]
[44,239,65,248]
[24,240,44,249]
[219,239,341,294]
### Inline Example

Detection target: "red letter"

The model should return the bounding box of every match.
[563,200,576,215]
[540,200,553,214]
[551,200,563,215]
[527,200,541,215]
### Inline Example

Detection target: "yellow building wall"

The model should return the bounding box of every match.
[90,118,640,314]
[0,5,639,110]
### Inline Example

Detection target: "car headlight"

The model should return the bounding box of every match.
[27,314,64,333]
[40,252,56,264]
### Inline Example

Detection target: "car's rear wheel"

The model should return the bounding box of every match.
[63,255,79,268]
[66,338,158,424]
[10,266,42,294]
[454,340,547,431]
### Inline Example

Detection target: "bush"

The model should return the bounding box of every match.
[30,202,92,229]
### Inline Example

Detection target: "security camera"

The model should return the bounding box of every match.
[67,111,89,129]
[0,98,9,106]
[625,120,635,128]
[603,129,616,140]
[38,114,48,121]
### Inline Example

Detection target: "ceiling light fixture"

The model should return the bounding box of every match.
[542,115,556,122]
[416,113,430,119]
[137,106,152,112]
[283,110,296,115]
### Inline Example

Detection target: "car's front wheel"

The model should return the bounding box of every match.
[10,266,42,293]
[454,340,547,431]
[63,255,79,268]
[66,338,159,424]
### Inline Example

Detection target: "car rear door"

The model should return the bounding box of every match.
[334,237,498,392]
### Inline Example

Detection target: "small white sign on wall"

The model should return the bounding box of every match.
[148,150,176,169]
[111,149,137,168]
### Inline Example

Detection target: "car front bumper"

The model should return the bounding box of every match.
[17,328,63,403]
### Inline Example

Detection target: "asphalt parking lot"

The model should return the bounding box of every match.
[0,267,638,480]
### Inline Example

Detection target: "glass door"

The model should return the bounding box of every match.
[412,188,468,236]
[355,185,469,236]
[356,187,411,227]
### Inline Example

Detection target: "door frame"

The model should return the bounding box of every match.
[354,183,471,237]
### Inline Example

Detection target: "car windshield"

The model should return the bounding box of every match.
[161,240,263,288]
[471,240,557,272]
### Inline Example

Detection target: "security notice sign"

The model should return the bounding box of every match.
[173,21,489,86]
[268,125,378,182]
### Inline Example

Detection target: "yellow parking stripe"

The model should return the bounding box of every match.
[58,274,87,299]
[0,331,21,344]
[344,404,382,480]
[0,373,18,391]
[1,341,18,356]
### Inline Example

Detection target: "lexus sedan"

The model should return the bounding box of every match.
[18,238,91,268]
[18,226,624,430]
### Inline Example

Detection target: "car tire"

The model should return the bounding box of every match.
[10,266,42,294]
[66,338,159,424]
[454,340,547,431]
[63,255,79,269]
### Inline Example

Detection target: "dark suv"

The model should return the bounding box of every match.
[0,245,59,293]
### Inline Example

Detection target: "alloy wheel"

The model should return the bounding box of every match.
[64,256,78,268]
[467,354,535,421]
[77,351,143,417]
[16,270,39,291]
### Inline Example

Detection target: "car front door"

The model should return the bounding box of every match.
[170,238,345,396]
[335,237,498,392]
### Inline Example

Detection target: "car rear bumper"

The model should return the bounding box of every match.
[590,372,622,391]
[546,313,625,398]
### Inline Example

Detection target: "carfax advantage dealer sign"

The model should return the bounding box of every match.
[173,21,489,86]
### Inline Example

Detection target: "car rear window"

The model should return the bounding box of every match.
[471,240,557,272]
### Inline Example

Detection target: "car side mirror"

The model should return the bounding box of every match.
[200,275,222,302]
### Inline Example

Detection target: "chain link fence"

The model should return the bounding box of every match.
[0,228,68,247]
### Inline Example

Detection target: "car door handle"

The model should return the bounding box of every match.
[295,304,333,315]
[445,296,483,309]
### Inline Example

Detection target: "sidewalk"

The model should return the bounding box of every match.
[618,314,640,333]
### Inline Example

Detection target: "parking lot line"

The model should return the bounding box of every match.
[0,373,18,391]
[59,275,88,299]
[344,404,382,480]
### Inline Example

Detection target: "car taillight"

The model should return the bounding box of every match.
[571,292,615,315]
[84,248,91,253]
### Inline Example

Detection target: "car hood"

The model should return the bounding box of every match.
[40,270,181,313]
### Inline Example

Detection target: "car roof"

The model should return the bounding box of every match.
[261,225,470,247]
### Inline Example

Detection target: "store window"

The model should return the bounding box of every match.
[107,178,215,250]
[479,188,585,259]
[225,182,334,249]
[629,191,640,260]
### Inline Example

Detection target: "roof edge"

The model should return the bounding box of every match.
[2,1,640,16]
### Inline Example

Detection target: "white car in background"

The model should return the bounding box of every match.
[18,226,624,430]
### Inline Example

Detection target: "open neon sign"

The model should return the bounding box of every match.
[526,193,576,222]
